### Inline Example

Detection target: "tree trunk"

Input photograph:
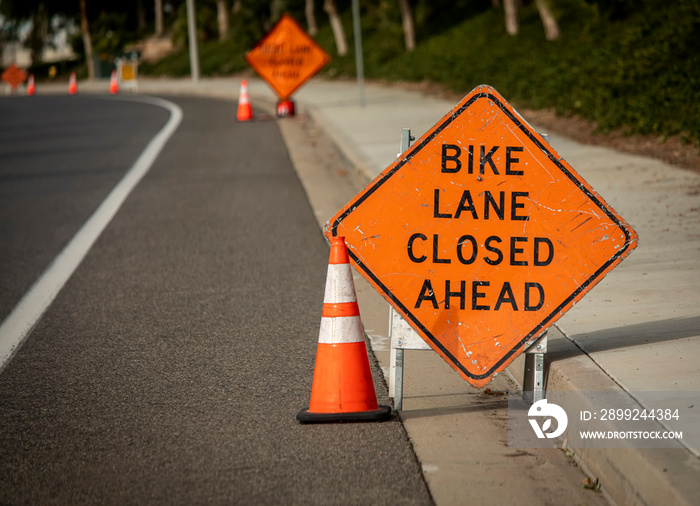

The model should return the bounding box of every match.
[399,0,416,52]
[270,0,284,23]
[217,0,230,41]
[504,0,519,36]
[79,0,95,80]
[306,0,318,36]
[137,0,147,31]
[324,0,347,56]
[536,0,560,40]
[491,0,501,7]
[29,3,49,66]
[155,0,164,36]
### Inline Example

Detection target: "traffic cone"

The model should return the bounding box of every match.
[236,79,253,121]
[297,236,392,423]
[109,70,119,94]
[68,72,77,95]
[276,99,295,118]
[27,74,35,96]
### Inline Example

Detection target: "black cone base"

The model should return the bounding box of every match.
[296,405,392,424]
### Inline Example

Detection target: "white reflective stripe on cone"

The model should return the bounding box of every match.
[324,264,357,303]
[318,316,365,344]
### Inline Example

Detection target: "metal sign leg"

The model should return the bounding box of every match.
[523,332,547,403]
[389,128,415,412]
[389,308,398,398]
[394,348,405,411]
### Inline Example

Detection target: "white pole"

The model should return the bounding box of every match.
[186,0,201,82]
[351,0,365,107]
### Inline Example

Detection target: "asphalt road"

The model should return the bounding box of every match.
[0,95,170,323]
[0,95,431,504]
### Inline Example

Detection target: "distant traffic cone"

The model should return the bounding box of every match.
[297,236,392,423]
[109,70,119,94]
[27,74,35,96]
[68,71,77,95]
[236,79,253,121]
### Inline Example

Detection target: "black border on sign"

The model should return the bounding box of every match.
[330,91,635,381]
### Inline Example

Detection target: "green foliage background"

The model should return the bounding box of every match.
[141,0,700,145]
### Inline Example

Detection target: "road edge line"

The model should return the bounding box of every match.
[0,96,183,373]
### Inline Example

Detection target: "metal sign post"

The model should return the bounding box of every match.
[523,332,547,403]
[351,0,366,107]
[389,129,431,410]
[185,0,200,82]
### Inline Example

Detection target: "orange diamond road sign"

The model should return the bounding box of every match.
[2,64,27,89]
[324,85,638,388]
[245,13,330,100]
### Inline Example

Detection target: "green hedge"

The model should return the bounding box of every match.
[139,0,700,146]
[314,0,700,145]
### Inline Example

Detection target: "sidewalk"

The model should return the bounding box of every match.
[32,76,700,505]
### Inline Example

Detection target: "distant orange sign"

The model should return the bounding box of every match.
[324,85,638,388]
[245,13,330,100]
[2,64,27,89]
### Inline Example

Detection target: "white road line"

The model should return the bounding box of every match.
[0,95,183,372]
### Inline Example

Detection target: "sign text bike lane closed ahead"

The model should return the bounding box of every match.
[324,85,638,388]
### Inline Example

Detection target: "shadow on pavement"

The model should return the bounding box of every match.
[549,316,700,362]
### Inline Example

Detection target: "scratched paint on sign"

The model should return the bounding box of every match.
[324,85,638,388]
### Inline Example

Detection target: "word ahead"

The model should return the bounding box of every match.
[325,85,637,388]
